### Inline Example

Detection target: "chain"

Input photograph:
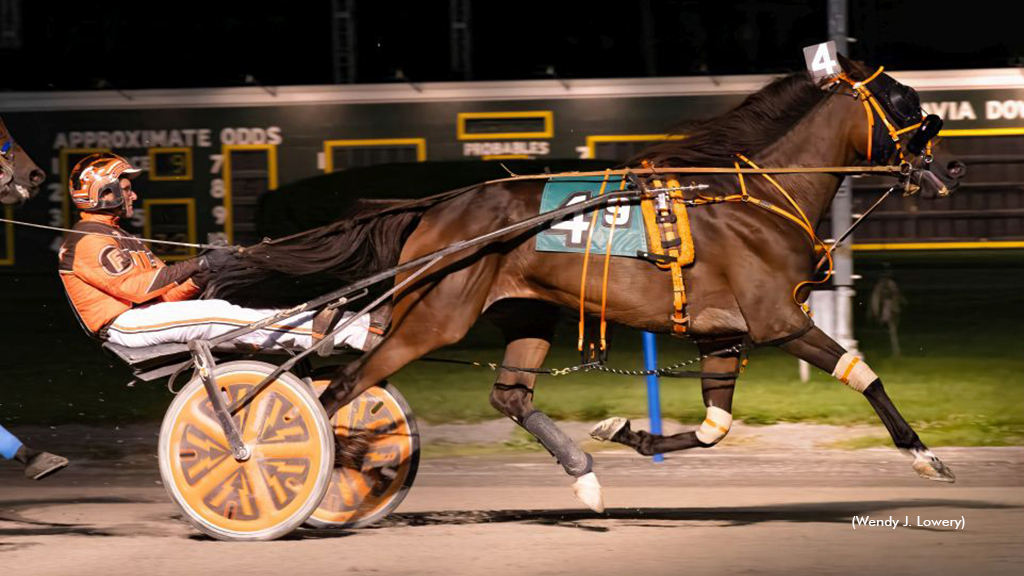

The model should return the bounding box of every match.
[420,342,748,379]
[590,343,745,377]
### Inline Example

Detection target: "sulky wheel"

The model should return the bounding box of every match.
[159,360,334,541]
[305,380,420,529]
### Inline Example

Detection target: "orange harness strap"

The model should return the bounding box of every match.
[736,155,813,228]
[733,155,834,304]
[577,170,612,355]
[598,177,629,351]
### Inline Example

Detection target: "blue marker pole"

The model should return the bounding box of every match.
[641,331,664,462]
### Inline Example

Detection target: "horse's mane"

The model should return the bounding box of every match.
[630,71,830,168]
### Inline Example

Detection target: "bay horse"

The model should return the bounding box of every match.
[0,117,46,205]
[205,56,965,511]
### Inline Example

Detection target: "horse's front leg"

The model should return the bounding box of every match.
[590,340,741,455]
[779,326,955,482]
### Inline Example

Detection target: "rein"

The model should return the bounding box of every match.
[257,162,902,250]
[2,161,899,255]
[0,217,237,251]
[484,164,903,185]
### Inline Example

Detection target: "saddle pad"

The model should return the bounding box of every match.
[535,175,648,257]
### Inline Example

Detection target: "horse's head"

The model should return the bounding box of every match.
[0,117,46,206]
[834,56,965,199]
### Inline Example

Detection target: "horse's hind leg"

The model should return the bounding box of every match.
[319,256,501,416]
[487,300,604,512]
[591,340,742,455]
[779,326,955,482]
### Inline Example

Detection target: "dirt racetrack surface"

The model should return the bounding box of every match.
[1,424,1022,576]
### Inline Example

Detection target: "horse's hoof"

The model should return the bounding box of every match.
[590,417,628,442]
[572,472,605,513]
[910,449,956,483]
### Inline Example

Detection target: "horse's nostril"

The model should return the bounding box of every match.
[947,161,966,179]
[29,169,45,184]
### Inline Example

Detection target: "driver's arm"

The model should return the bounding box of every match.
[160,278,202,302]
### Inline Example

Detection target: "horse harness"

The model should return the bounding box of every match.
[0,139,16,195]
[575,68,943,357]
[828,66,944,168]
[575,157,831,359]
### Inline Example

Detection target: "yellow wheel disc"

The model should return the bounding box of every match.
[159,361,333,541]
[307,381,419,529]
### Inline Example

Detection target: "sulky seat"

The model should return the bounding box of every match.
[102,341,197,382]
[101,340,350,382]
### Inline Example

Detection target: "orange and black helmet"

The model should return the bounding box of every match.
[68,152,141,212]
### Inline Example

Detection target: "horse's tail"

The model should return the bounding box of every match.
[202,207,425,307]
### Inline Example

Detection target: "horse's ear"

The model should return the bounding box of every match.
[837,53,869,80]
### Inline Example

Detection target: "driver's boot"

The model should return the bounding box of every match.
[363,303,392,351]
[14,445,69,480]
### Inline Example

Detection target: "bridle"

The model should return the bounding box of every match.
[0,139,15,199]
[828,67,944,178]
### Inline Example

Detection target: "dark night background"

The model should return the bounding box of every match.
[1,0,1021,92]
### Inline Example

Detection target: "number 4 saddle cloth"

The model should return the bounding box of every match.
[535,174,695,334]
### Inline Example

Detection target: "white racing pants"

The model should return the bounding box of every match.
[106,299,369,351]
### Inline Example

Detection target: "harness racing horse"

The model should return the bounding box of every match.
[0,117,46,205]
[206,57,965,511]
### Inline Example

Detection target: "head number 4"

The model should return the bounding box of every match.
[803,41,840,82]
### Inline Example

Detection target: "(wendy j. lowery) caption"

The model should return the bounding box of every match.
[851,515,965,529]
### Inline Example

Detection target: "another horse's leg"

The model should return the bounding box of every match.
[486,300,604,512]
[591,340,742,455]
[779,326,955,482]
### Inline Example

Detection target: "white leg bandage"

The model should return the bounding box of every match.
[831,352,879,393]
[695,406,732,445]
[107,299,370,351]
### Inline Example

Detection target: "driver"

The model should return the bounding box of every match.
[59,153,374,351]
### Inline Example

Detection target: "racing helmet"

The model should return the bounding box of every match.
[68,152,142,212]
